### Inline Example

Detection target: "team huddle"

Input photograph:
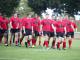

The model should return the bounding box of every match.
[0,12,77,50]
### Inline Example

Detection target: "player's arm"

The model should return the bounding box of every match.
[75,28,77,32]
[71,24,75,31]
[40,24,43,36]
[10,22,13,29]
[32,25,34,34]
[74,23,77,32]
[64,27,67,35]
[23,25,26,34]
[9,18,13,29]
[51,24,56,35]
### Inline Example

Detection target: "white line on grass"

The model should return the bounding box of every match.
[0,58,31,60]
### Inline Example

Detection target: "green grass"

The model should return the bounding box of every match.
[0,40,80,60]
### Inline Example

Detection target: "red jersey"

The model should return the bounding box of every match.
[19,18,23,29]
[10,16,20,29]
[32,17,41,32]
[63,18,71,32]
[1,17,9,30]
[41,19,52,32]
[50,20,56,32]
[22,17,33,30]
[68,22,77,32]
[0,16,3,29]
[56,20,66,32]
[63,19,77,32]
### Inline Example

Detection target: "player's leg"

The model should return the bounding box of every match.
[28,35,32,47]
[56,32,61,49]
[49,32,56,49]
[0,29,3,44]
[0,33,3,45]
[56,32,64,50]
[48,37,53,48]
[32,36,36,47]
[10,29,15,45]
[44,32,50,48]
[68,32,74,48]
[15,32,19,46]
[4,30,8,46]
[40,31,46,48]
[35,31,40,47]
[62,36,66,49]
[20,30,24,45]
[24,36,28,47]
[52,37,56,49]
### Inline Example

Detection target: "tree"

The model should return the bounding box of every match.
[0,0,20,17]
[60,0,80,15]
[28,0,80,16]
[28,0,60,15]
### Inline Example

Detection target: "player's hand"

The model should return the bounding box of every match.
[23,31,26,35]
[32,30,34,35]
[54,32,56,36]
[41,31,44,36]
[16,26,19,29]
[0,27,3,30]
[32,30,34,34]
[65,32,67,35]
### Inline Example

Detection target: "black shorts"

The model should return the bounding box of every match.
[56,32,65,37]
[34,31,40,36]
[43,31,50,36]
[0,29,2,34]
[2,29,8,34]
[10,29,20,33]
[50,32,55,37]
[25,29,32,36]
[66,32,74,38]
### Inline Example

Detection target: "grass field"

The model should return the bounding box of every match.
[0,39,80,60]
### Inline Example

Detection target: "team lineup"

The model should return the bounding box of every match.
[0,12,77,50]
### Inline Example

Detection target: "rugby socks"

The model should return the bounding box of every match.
[10,40,12,45]
[20,39,22,44]
[43,41,45,46]
[45,41,48,48]
[57,42,60,49]
[63,40,66,49]
[32,38,36,46]
[0,37,2,44]
[27,40,30,46]
[25,42,28,47]
[68,39,72,48]
[52,40,56,48]
[15,40,18,46]
[20,35,24,44]
[10,36,12,45]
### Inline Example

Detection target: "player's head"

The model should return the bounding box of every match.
[52,15,56,20]
[14,13,18,18]
[69,17,75,22]
[45,14,50,19]
[64,15,69,20]
[58,15,63,21]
